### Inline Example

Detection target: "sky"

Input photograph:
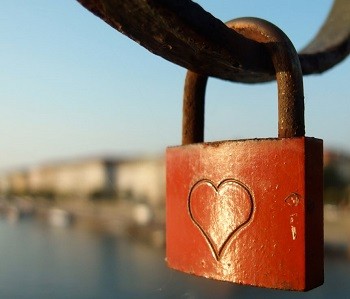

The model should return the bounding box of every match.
[0,0,349,171]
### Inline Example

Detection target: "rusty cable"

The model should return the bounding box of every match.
[76,0,349,83]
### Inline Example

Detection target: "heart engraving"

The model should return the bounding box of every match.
[188,179,254,260]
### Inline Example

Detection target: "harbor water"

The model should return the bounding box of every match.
[0,218,349,299]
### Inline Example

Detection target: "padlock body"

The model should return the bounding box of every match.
[166,137,323,291]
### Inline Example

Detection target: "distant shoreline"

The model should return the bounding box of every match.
[1,196,350,257]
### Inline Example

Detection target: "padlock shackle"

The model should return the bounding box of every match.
[182,17,305,145]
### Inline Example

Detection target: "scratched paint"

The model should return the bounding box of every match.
[290,213,298,240]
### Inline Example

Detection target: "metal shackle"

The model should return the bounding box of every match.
[182,17,305,145]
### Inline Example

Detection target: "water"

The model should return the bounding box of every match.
[0,218,349,299]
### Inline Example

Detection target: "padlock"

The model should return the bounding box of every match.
[166,18,323,291]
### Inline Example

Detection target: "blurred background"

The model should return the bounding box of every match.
[0,0,349,298]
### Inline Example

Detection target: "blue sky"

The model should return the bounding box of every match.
[0,0,349,171]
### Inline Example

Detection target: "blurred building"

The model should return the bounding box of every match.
[27,158,116,198]
[324,150,350,181]
[117,158,165,207]
[0,156,165,206]
[0,170,29,196]
[324,149,350,206]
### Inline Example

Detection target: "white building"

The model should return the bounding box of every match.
[116,157,165,206]
[1,156,165,206]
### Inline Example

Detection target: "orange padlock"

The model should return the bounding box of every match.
[166,18,323,291]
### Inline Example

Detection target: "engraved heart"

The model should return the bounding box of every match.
[188,179,254,260]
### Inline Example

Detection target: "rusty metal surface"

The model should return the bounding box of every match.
[300,0,350,73]
[166,137,324,291]
[76,0,349,83]
[183,18,305,145]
